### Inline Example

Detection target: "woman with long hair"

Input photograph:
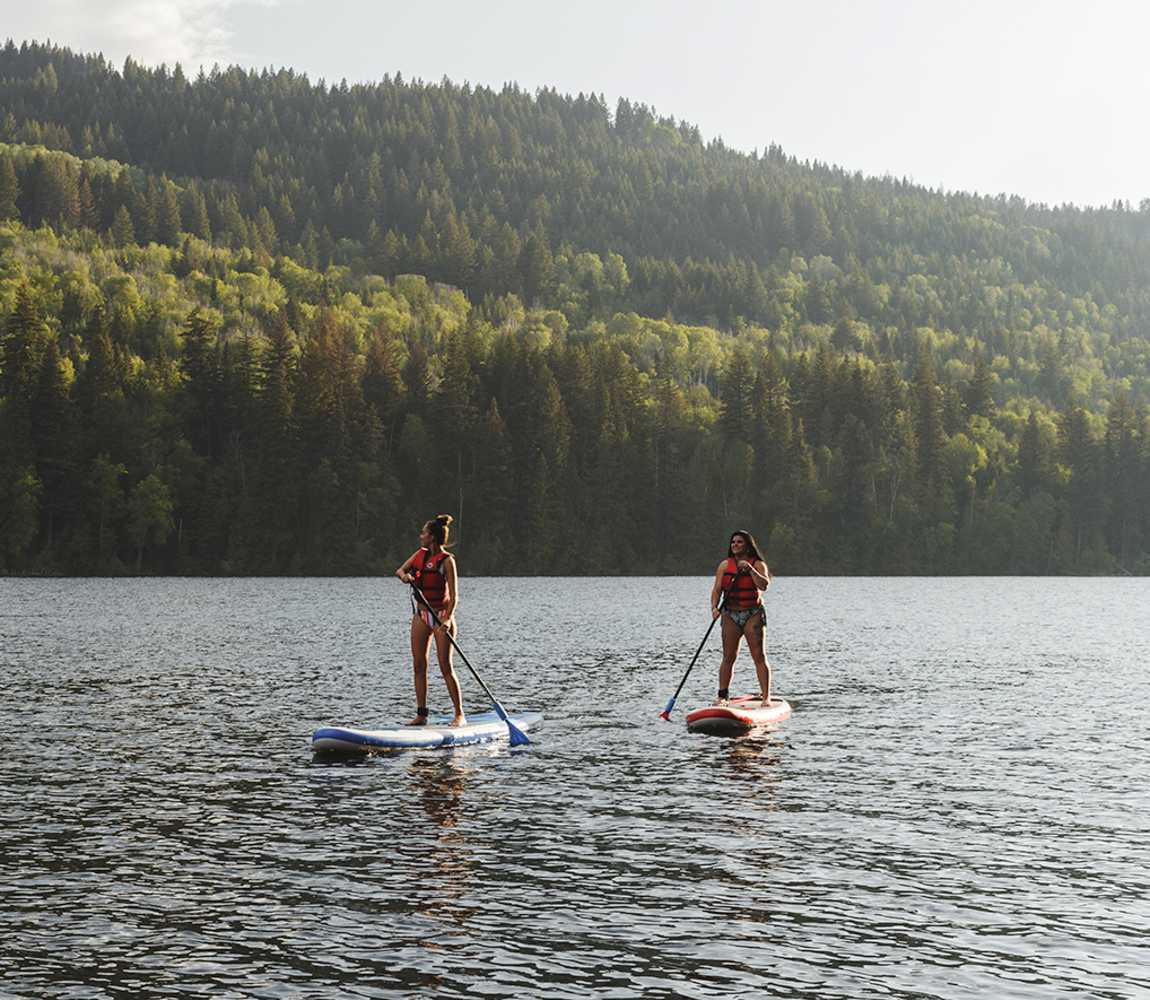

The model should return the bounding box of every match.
[395,514,465,727]
[710,528,773,707]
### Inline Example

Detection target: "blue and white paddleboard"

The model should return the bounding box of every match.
[312,709,543,753]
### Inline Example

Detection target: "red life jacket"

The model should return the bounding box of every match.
[412,548,450,609]
[721,556,761,609]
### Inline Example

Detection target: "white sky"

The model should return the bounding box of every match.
[4,0,1148,207]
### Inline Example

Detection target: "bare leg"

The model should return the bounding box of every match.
[717,612,743,703]
[433,621,466,727]
[407,616,433,724]
[743,610,772,705]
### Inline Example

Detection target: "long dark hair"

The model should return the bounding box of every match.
[727,529,763,563]
[424,513,454,548]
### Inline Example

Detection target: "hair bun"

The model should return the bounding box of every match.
[436,514,454,527]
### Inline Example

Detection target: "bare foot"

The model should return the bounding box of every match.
[405,714,428,726]
[449,714,466,728]
[761,696,773,708]
[714,697,730,707]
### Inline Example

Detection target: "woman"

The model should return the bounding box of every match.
[395,514,465,727]
[710,529,773,707]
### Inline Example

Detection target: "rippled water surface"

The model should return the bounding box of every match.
[2,577,1149,999]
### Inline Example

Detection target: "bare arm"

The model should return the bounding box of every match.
[747,558,771,591]
[395,550,421,583]
[735,557,771,591]
[710,562,726,618]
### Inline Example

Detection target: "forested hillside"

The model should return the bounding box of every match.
[1,40,1147,574]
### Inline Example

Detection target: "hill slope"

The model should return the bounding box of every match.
[0,40,1147,574]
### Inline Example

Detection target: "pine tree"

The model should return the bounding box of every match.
[520,225,554,304]
[1,285,47,470]
[471,398,513,569]
[77,173,98,228]
[965,353,996,418]
[1017,411,1048,499]
[1058,406,1105,568]
[157,179,182,245]
[246,313,299,570]
[75,308,130,464]
[88,453,126,566]
[0,153,18,220]
[32,336,77,550]
[183,188,211,241]
[718,345,755,443]
[913,349,946,505]
[180,309,220,457]
[1104,393,1141,568]
[110,204,135,246]
[30,154,80,228]
[0,467,40,571]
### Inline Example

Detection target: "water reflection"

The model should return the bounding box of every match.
[403,754,476,988]
[723,733,786,791]
[409,753,471,832]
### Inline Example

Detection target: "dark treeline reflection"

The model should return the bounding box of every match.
[0,41,1148,574]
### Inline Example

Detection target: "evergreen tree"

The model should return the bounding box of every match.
[88,453,127,567]
[1017,411,1049,499]
[1104,394,1141,568]
[1059,406,1105,569]
[520,225,555,304]
[0,153,18,220]
[180,309,220,457]
[183,188,211,240]
[965,353,996,418]
[110,204,135,246]
[32,336,77,551]
[246,313,298,571]
[156,179,182,245]
[912,350,946,506]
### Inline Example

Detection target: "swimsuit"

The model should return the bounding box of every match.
[724,605,765,629]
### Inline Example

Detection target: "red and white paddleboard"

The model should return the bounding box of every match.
[685,695,792,736]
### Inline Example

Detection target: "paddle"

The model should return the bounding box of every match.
[408,584,531,747]
[659,592,726,721]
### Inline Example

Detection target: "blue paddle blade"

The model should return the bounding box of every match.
[660,696,676,721]
[506,721,531,747]
[492,701,531,747]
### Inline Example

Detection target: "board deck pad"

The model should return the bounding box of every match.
[684,696,792,736]
[312,709,543,753]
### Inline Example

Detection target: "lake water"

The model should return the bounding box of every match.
[1,577,1148,999]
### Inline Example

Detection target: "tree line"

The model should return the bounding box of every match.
[2,222,1146,575]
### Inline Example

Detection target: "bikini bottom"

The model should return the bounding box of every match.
[724,605,765,629]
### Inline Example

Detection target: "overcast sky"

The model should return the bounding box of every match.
[5,0,1147,208]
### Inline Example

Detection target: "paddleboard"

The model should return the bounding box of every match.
[685,696,791,737]
[312,709,543,753]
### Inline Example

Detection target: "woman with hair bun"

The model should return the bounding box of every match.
[395,514,465,727]
[710,528,773,707]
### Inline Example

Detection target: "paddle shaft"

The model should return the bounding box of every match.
[658,585,734,720]
[667,598,723,705]
[409,584,503,709]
